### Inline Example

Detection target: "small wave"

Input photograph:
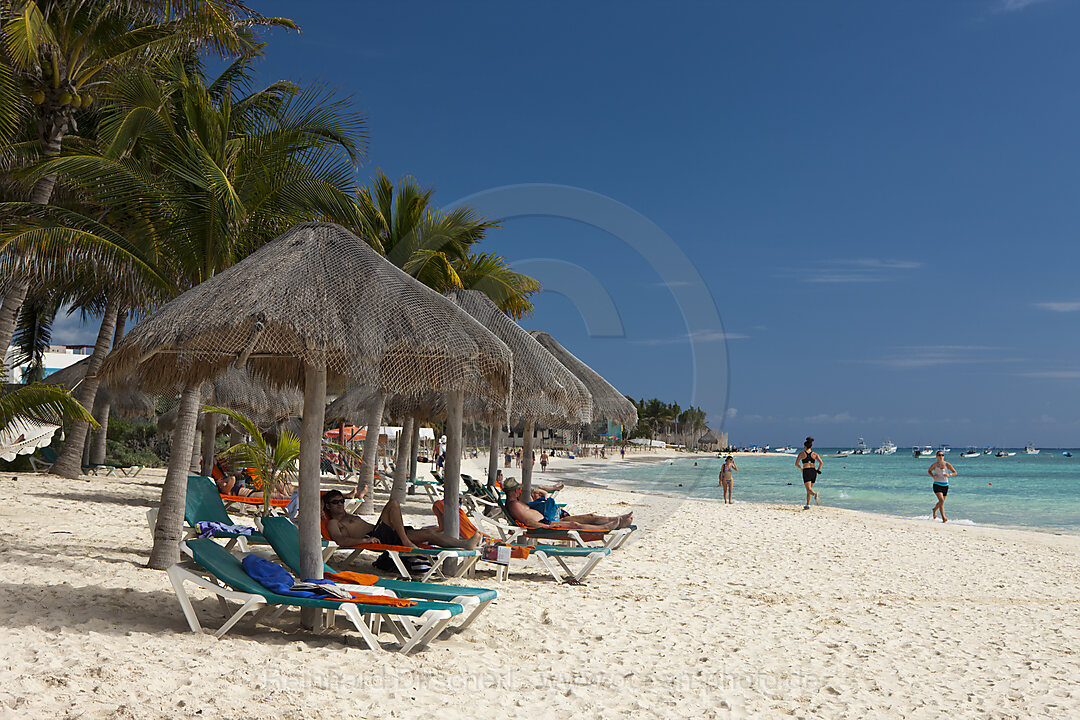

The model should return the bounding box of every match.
[837,491,850,499]
[904,514,976,526]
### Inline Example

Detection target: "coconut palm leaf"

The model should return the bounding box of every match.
[0,382,97,430]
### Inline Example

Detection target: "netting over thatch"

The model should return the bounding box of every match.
[325,387,447,425]
[529,331,638,427]
[446,289,592,427]
[208,366,301,426]
[102,223,513,410]
[45,357,155,419]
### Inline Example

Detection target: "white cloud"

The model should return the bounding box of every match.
[725,408,738,418]
[631,330,748,345]
[996,0,1052,13]
[1033,302,1080,312]
[778,258,921,284]
[870,345,1015,368]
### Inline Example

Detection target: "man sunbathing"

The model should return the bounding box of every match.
[322,490,481,550]
[503,477,632,531]
[495,469,563,499]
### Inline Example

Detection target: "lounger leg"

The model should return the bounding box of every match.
[532,552,564,583]
[454,600,490,632]
[214,596,264,638]
[399,612,452,654]
[574,552,607,581]
[166,566,204,633]
[340,606,383,651]
[388,552,410,579]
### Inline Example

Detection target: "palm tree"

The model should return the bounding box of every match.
[10,60,368,566]
[0,0,296,357]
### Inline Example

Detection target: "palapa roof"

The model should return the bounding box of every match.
[102,223,513,409]
[446,289,591,427]
[529,331,638,427]
[698,429,718,444]
[44,357,155,419]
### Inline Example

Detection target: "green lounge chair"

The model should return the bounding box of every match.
[260,516,496,632]
[168,538,463,653]
[28,446,58,473]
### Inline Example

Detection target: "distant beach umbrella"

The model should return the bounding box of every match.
[105,222,512,578]
[46,357,154,419]
[529,331,637,427]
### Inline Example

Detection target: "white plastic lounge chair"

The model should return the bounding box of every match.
[169,538,463,653]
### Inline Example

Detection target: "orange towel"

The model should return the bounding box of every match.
[335,592,416,607]
[220,494,290,508]
[324,570,379,585]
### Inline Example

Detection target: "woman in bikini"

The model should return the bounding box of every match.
[928,451,957,522]
[718,455,738,504]
[795,437,821,510]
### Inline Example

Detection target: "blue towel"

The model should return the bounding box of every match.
[240,555,345,599]
[196,521,253,539]
[527,496,563,523]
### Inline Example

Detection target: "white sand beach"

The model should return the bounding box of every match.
[1,459,1078,719]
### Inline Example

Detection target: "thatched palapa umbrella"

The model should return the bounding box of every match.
[46,355,155,465]
[529,331,638,441]
[446,290,592,502]
[105,222,512,577]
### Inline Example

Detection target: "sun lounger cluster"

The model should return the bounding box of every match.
[162,472,636,651]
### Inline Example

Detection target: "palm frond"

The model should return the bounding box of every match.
[0,383,97,430]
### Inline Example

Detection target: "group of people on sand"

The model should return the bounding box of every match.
[720,436,959,522]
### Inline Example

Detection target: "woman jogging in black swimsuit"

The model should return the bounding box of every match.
[795,437,822,510]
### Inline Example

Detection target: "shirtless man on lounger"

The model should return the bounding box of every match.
[322,490,481,550]
[503,477,633,531]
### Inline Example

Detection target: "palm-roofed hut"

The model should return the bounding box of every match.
[104,222,512,576]
[446,290,592,500]
[529,331,638,433]
[697,429,719,451]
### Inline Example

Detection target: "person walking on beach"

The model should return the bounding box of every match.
[928,451,957,522]
[718,455,738,504]
[796,437,821,509]
[540,451,548,472]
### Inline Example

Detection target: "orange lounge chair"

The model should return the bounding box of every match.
[319,517,478,583]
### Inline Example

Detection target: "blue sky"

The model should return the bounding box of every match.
[53,0,1080,446]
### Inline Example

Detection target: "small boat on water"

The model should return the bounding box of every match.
[837,449,855,456]
[853,438,871,455]
[912,445,934,458]
[874,440,897,455]
[1024,444,1040,455]
[1064,451,1073,457]
[959,447,981,458]
[996,449,1016,457]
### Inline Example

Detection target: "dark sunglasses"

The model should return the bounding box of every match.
[326,498,345,505]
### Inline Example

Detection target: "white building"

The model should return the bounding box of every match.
[3,345,93,383]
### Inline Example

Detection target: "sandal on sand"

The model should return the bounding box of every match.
[803,504,810,510]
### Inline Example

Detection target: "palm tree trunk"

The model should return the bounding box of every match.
[189,420,202,474]
[487,424,501,489]
[51,297,121,479]
[298,360,326,629]
[441,390,464,570]
[89,310,126,466]
[0,130,67,356]
[355,393,385,513]
[389,416,414,502]
[519,419,536,504]
[148,381,202,569]
[0,279,30,371]
[89,401,111,466]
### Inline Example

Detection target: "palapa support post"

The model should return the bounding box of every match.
[409,417,420,485]
[487,424,501,489]
[200,413,217,478]
[356,393,385,514]
[520,419,536,503]
[148,381,202,570]
[442,390,464,557]
[390,416,414,502]
[298,358,327,629]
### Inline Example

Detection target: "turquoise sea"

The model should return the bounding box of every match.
[585,450,1080,535]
